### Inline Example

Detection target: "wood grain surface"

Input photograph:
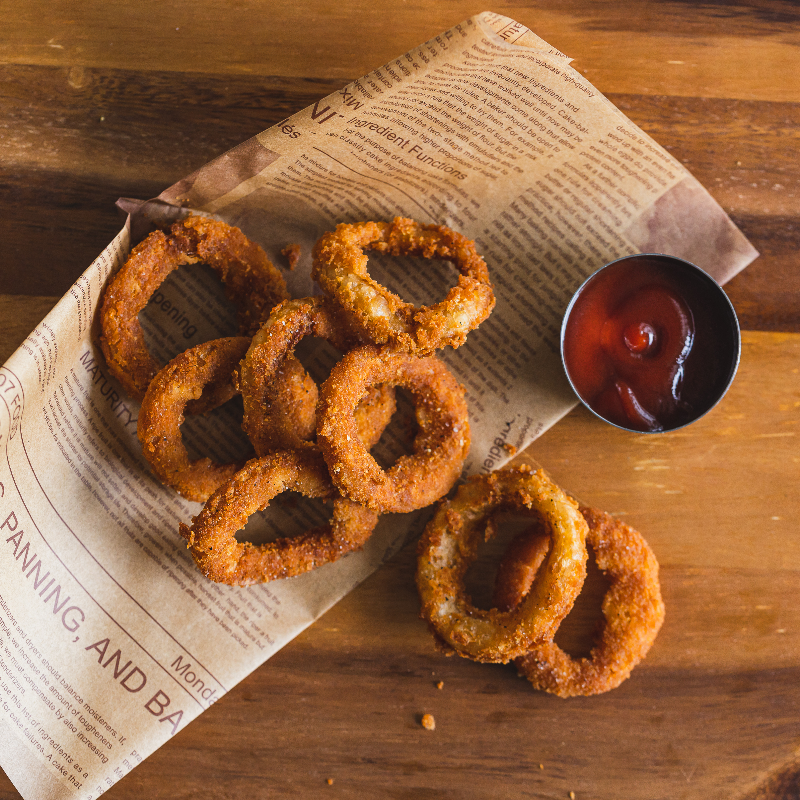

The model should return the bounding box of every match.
[1,2,799,799]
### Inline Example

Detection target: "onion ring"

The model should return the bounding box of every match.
[490,518,551,614]
[316,344,470,514]
[100,215,287,400]
[311,217,495,354]
[415,467,588,663]
[496,506,665,696]
[178,449,378,586]
[137,337,255,502]
[240,296,395,455]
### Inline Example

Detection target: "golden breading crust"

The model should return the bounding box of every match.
[239,296,395,455]
[100,215,287,400]
[311,217,494,355]
[415,468,589,664]
[493,506,665,696]
[137,337,252,502]
[317,344,470,514]
[179,449,378,586]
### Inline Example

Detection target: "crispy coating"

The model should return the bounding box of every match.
[506,506,665,697]
[421,714,436,730]
[100,215,287,400]
[490,518,551,614]
[178,449,378,586]
[415,468,588,664]
[239,296,395,455]
[317,345,470,514]
[311,217,495,354]
[240,349,319,452]
[137,337,252,502]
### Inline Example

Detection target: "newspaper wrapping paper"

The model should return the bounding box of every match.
[0,12,757,800]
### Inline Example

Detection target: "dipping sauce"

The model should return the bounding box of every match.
[561,255,740,433]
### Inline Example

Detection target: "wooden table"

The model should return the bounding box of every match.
[2,3,798,798]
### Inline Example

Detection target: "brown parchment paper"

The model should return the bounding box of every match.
[0,12,757,800]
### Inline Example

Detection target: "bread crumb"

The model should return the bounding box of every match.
[569,792,576,799]
[326,778,334,786]
[281,243,301,270]
[436,681,444,690]
[503,442,517,455]
[421,713,436,730]
[539,763,544,770]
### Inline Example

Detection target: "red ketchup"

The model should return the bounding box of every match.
[561,256,739,432]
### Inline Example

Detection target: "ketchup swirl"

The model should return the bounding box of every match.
[562,257,738,432]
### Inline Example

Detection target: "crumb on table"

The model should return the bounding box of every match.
[421,713,436,730]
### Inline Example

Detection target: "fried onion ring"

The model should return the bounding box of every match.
[317,344,470,514]
[100,215,287,400]
[415,467,588,663]
[311,217,495,354]
[239,297,396,454]
[178,449,378,586]
[490,518,551,614]
[495,506,665,696]
[137,337,255,502]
